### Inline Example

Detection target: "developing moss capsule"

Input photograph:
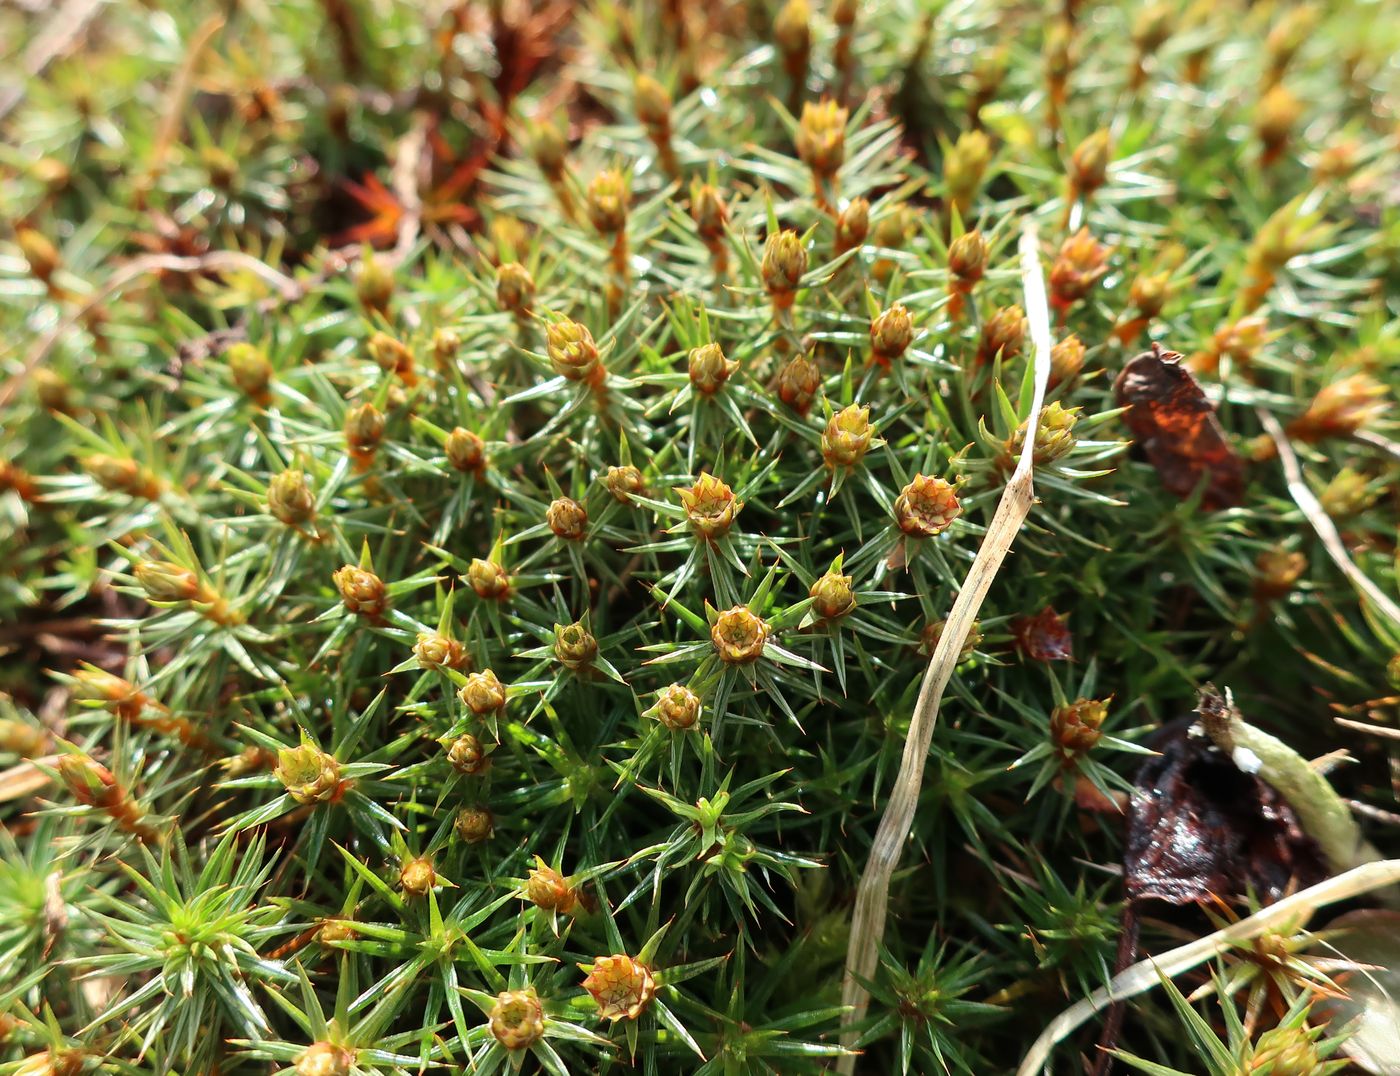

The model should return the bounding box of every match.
[869,303,913,366]
[834,197,869,256]
[977,305,1027,365]
[344,402,385,468]
[526,860,577,913]
[795,99,848,180]
[648,684,702,731]
[553,622,598,671]
[367,331,415,383]
[414,631,467,671]
[775,354,821,415]
[226,342,273,401]
[134,561,201,603]
[761,231,807,307]
[810,571,856,620]
[399,856,437,896]
[446,733,489,775]
[603,464,645,504]
[1050,698,1109,757]
[545,319,603,384]
[688,342,736,395]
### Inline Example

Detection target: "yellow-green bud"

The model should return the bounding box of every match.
[459,669,507,715]
[810,571,856,620]
[545,319,602,384]
[496,262,535,314]
[268,469,315,526]
[690,180,728,241]
[821,405,875,469]
[134,560,201,603]
[1070,129,1113,195]
[226,342,273,399]
[688,342,736,395]
[275,744,342,805]
[526,862,576,912]
[553,622,598,671]
[343,403,385,457]
[795,99,848,178]
[761,231,808,302]
[585,168,629,235]
[489,988,546,1050]
[649,684,702,731]
[467,559,511,601]
[367,331,413,377]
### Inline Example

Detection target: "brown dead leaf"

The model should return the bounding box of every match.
[1113,346,1245,510]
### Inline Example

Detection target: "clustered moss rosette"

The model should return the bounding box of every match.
[1,1,1398,1074]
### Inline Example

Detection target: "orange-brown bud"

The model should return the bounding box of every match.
[894,475,961,537]
[446,733,489,775]
[977,305,1027,364]
[1288,374,1388,441]
[1050,698,1109,756]
[467,558,511,601]
[582,954,657,1021]
[546,496,588,540]
[835,197,870,254]
[870,304,913,365]
[761,231,808,303]
[526,861,577,913]
[776,354,821,415]
[459,669,507,715]
[455,805,495,843]
[1049,334,1086,388]
[710,605,770,665]
[332,565,388,618]
[679,474,741,539]
[1049,228,1110,309]
[496,262,536,314]
[445,428,487,475]
[545,319,603,384]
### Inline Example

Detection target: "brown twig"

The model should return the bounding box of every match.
[1257,408,1400,633]
[837,219,1055,1069]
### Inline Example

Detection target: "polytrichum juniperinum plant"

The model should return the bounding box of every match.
[1,1,1399,1074]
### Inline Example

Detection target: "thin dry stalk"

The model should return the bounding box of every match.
[1016,859,1400,1075]
[837,219,1055,1067]
[1257,408,1400,633]
[0,252,300,408]
[0,0,105,122]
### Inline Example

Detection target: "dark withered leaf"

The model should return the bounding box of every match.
[1124,718,1326,906]
[1113,347,1245,510]
[1012,607,1073,662]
